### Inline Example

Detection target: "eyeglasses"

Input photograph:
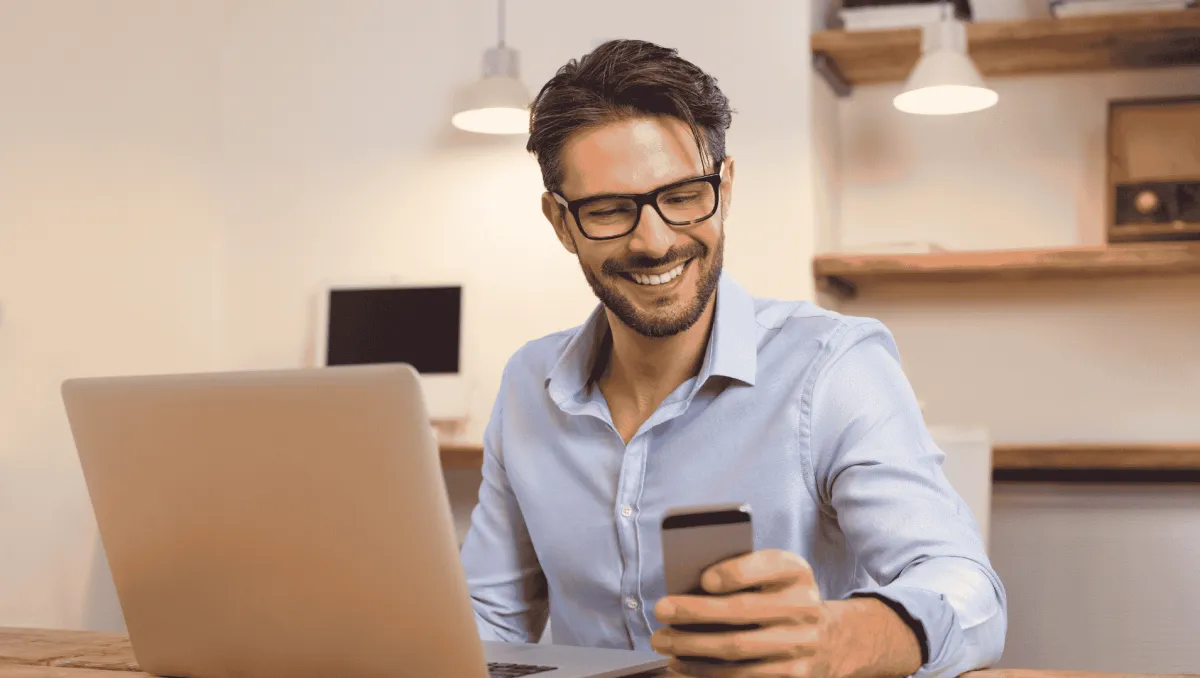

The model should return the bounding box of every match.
[552,162,725,241]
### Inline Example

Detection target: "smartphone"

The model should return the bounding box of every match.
[661,502,758,657]
[661,502,754,596]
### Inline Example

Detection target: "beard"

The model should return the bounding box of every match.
[578,230,724,339]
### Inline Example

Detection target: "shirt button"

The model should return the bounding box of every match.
[625,597,639,610]
[621,506,633,518]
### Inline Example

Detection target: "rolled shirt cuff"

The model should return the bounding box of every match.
[844,583,961,678]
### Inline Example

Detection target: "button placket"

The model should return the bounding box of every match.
[631,434,655,639]
[616,434,649,636]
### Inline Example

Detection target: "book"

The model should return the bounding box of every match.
[837,0,972,30]
[1050,0,1197,17]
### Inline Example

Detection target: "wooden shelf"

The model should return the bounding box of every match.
[439,442,1199,476]
[813,243,1200,298]
[993,443,1200,471]
[811,10,1200,87]
[439,442,483,469]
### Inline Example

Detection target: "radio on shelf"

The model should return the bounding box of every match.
[1107,96,1200,243]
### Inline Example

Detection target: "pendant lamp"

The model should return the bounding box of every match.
[451,0,531,134]
[893,3,998,116]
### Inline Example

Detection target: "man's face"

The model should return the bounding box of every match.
[543,117,733,339]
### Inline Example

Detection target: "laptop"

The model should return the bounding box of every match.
[62,364,668,678]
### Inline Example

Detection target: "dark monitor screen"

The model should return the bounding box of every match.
[325,285,461,374]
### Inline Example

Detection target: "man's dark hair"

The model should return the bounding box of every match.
[526,39,734,193]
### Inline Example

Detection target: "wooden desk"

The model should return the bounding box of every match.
[1,628,1195,678]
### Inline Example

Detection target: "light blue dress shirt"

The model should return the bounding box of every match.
[460,273,1007,678]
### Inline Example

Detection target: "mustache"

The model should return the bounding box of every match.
[601,243,707,276]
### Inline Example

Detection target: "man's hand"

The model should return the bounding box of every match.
[651,549,831,678]
[650,549,923,678]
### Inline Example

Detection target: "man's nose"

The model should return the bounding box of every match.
[626,204,675,259]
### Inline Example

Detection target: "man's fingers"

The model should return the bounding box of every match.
[651,624,819,662]
[670,657,814,678]
[655,589,821,626]
[702,550,815,594]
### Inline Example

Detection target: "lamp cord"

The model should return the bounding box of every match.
[498,0,506,47]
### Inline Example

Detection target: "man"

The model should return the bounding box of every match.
[459,39,1006,678]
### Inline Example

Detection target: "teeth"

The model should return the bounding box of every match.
[631,261,687,286]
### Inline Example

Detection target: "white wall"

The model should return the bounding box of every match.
[215,0,824,550]
[13,2,1190,672]
[0,1,234,630]
[216,0,821,443]
[1,0,824,632]
[838,68,1200,252]
[834,67,1200,672]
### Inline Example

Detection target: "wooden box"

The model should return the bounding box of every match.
[1107,96,1200,243]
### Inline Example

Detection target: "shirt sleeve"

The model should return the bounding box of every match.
[459,365,549,643]
[806,320,1008,678]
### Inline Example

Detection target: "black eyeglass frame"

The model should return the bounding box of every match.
[551,160,726,241]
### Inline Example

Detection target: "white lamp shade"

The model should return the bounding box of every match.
[452,45,531,135]
[451,75,530,134]
[893,17,998,116]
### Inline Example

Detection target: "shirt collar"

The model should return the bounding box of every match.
[545,303,609,406]
[545,272,758,406]
[702,272,758,387]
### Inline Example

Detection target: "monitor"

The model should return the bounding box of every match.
[320,284,461,374]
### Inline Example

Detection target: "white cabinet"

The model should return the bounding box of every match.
[929,426,993,551]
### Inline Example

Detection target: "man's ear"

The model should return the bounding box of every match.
[542,192,577,254]
[719,156,735,221]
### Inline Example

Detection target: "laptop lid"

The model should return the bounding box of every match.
[62,365,487,678]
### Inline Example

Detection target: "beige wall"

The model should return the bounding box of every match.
[1,0,824,632]
[217,0,826,569]
[833,68,1200,672]
[216,0,822,443]
[5,1,1198,673]
[0,1,234,630]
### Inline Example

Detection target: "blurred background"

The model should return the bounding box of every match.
[1,0,1198,673]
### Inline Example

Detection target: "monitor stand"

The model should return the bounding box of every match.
[419,373,473,441]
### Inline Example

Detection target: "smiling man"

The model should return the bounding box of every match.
[459,39,1007,678]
